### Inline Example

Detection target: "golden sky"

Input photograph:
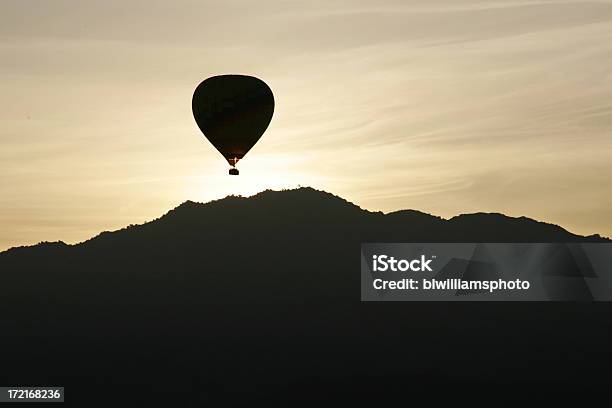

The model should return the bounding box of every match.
[2,0,612,250]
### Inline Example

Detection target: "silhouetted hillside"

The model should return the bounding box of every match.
[0,187,609,406]
[1,187,604,258]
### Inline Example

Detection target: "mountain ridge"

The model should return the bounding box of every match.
[1,186,611,406]
[1,187,607,255]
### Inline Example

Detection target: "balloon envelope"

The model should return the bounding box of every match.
[192,75,274,168]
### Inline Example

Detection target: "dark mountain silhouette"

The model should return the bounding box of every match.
[0,187,609,406]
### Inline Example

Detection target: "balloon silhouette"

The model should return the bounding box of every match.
[192,75,274,175]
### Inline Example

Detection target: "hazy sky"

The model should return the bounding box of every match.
[2,0,612,250]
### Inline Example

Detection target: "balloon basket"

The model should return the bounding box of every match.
[229,168,239,176]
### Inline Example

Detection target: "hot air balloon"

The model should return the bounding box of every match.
[192,75,274,175]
